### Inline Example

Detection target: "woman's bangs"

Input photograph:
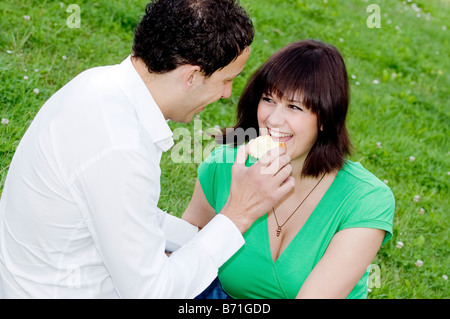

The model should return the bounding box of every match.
[262,66,310,108]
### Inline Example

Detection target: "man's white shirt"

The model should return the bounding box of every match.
[0,56,244,298]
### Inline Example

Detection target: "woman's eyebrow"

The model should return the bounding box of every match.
[287,97,303,103]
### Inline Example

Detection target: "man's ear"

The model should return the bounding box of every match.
[182,65,202,92]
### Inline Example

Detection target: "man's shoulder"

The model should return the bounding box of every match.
[66,64,119,94]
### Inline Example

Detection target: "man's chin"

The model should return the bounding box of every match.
[171,107,205,123]
[187,109,205,123]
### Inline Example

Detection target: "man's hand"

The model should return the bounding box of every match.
[220,144,294,234]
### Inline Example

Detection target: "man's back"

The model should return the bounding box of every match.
[0,60,154,298]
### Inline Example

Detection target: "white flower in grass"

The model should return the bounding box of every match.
[409,156,415,162]
[6,50,13,54]
[1,118,9,125]
[411,4,421,12]
[376,142,382,148]
[396,241,404,249]
[415,260,423,267]
[413,195,420,202]
[62,55,67,60]
[33,88,40,94]
[443,275,448,281]
[351,74,357,79]
[24,75,29,80]
[418,208,425,215]
[23,15,30,20]
[373,80,379,84]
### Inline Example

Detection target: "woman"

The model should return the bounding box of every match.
[182,40,395,299]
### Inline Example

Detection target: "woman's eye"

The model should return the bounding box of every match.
[262,97,273,103]
[289,104,303,111]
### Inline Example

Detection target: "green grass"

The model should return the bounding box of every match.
[1,0,448,299]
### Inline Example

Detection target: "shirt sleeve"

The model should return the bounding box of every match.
[69,147,244,298]
[337,184,395,245]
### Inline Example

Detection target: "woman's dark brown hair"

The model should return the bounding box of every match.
[220,39,351,177]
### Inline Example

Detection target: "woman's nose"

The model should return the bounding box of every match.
[266,105,285,127]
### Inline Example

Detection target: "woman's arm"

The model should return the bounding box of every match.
[296,227,385,299]
[182,179,216,229]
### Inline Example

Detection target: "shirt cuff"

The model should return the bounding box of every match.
[158,209,199,252]
[190,214,245,268]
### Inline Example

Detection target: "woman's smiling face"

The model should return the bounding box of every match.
[257,92,319,165]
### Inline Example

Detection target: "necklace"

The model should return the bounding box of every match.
[272,173,326,237]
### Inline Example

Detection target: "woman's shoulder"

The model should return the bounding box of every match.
[340,160,392,194]
[336,160,395,210]
[336,160,395,244]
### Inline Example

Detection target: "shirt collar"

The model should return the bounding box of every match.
[116,55,174,152]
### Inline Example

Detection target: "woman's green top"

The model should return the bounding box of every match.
[198,145,395,299]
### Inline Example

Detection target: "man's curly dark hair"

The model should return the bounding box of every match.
[132,0,254,77]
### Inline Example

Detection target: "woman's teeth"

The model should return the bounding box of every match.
[269,130,293,138]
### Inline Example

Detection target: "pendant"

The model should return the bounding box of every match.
[276,226,282,237]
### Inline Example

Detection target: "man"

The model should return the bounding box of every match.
[0,0,293,298]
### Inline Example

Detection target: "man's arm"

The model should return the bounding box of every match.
[70,145,293,298]
[70,148,243,298]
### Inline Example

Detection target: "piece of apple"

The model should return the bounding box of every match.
[248,135,287,159]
